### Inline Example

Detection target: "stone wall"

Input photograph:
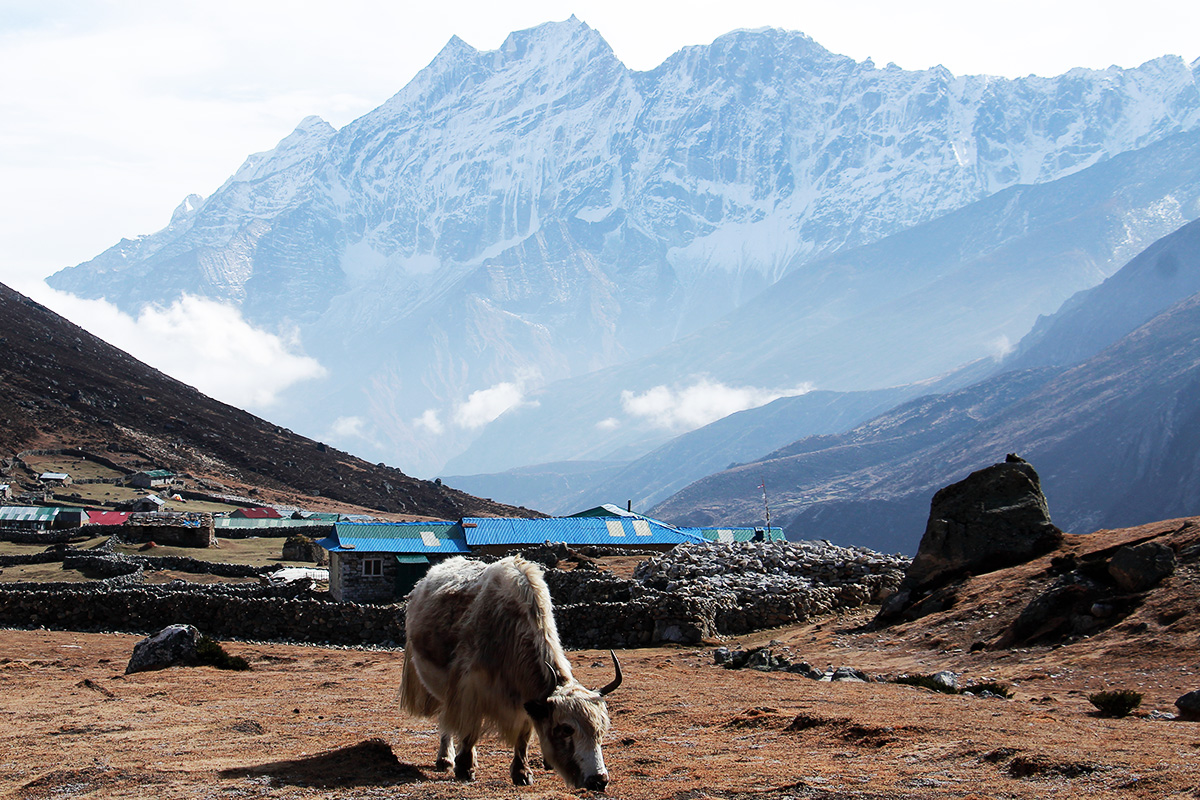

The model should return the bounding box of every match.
[0,528,83,544]
[0,583,404,646]
[329,551,404,604]
[0,540,909,650]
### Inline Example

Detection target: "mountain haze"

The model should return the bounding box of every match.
[448,129,1200,474]
[46,18,1200,476]
[650,220,1200,552]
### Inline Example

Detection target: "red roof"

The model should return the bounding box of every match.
[88,511,131,526]
[231,507,283,519]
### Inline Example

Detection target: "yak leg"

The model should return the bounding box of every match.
[510,722,534,786]
[435,734,455,772]
[453,733,477,782]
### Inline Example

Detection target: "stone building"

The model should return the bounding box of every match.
[319,522,467,603]
[122,512,216,548]
[128,470,175,489]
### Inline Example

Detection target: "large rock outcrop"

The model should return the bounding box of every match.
[876,455,1063,623]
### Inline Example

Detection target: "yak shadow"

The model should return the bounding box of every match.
[219,738,426,788]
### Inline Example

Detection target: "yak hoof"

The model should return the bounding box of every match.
[454,767,476,782]
[511,766,533,786]
[434,758,453,772]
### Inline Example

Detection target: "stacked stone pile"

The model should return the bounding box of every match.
[544,569,633,605]
[632,541,908,635]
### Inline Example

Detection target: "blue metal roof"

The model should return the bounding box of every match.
[682,526,786,543]
[461,516,705,547]
[318,521,469,555]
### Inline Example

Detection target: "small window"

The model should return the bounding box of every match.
[362,558,383,577]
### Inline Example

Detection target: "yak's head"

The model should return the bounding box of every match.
[525,650,622,792]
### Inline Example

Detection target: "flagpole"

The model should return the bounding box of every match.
[760,477,771,532]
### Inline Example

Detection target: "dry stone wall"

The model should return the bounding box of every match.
[0,539,909,649]
[0,584,404,646]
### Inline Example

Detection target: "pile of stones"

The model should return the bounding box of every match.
[714,646,870,681]
[633,540,909,634]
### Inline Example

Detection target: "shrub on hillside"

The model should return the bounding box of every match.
[1087,689,1142,718]
[196,635,250,671]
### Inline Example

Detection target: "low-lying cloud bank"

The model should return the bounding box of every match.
[620,378,812,431]
[415,369,542,434]
[28,284,327,410]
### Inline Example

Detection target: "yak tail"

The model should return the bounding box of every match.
[399,650,441,718]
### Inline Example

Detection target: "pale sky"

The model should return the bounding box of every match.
[0,0,1196,426]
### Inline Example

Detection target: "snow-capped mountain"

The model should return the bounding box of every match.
[48,17,1200,476]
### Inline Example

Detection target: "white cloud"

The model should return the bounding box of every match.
[453,381,534,429]
[413,409,445,435]
[27,285,326,409]
[620,378,810,431]
[596,417,620,431]
[988,335,1016,360]
[329,416,368,439]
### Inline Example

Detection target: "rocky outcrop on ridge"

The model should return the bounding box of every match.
[877,455,1062,624]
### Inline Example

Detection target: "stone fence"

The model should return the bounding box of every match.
[0,584,404,646]
[0,540,909,650]
[0,528,84,544]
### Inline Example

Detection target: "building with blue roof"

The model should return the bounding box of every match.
[318,521,467,603]
[315,508,776,603]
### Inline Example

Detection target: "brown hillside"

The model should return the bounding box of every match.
[0,283,531,518]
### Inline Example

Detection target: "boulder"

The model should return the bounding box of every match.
[1176,690,1200,721]
[126,624,200,674]
[1108,541,1176,592]
[904,455,1062,591]
[875,456,1062,625]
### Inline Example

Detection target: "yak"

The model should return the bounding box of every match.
[400,555,621,791]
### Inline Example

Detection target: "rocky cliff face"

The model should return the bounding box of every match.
[47,18,1200,475]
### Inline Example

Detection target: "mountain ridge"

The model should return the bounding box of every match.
[46,19,1200,475]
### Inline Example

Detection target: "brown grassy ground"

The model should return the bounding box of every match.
[2,519,1200,800]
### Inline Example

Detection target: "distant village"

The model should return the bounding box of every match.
[1,448,780,604]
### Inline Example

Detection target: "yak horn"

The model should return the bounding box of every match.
[598,649,623,696]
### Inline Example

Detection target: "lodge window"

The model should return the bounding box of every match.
[362,558,383,577]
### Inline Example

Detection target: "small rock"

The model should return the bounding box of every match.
[931,671,959,691]
[831,667,869,682]
[126,624,200,674]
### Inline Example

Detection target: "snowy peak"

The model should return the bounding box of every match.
[230,114,334,184]
[496,16,613,65]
